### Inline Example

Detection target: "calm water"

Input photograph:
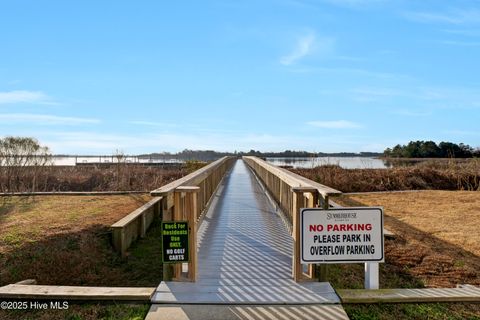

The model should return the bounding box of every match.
[266,157,391,169]
[51,156,183,166]
[27,156,389,169]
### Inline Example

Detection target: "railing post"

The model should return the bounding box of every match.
[291,186,317,282]
[291,189,303,282]
[174,186,199,282]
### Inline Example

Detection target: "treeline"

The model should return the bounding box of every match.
[141,150,382,161]
[384,141,480,158]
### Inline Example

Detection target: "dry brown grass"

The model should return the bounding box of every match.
[335,191,480,288]
[0,195,151,286]
[0,195,150,246]
[0,165,188,192]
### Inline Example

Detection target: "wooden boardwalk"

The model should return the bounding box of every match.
[151,160,342,308]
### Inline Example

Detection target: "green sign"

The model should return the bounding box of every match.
[162,221,189,263]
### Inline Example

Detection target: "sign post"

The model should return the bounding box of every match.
[300,207,384,289]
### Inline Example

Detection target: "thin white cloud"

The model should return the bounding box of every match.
[444,130,480,136]
[40,131,308,154]
[0,90,51,104]
[405,10,480,25]
[129,121,178,127]
[283,66,412,81]
[417,86,480,109]
[283,0,385,9]
[280,33,316,66]
[439,40,480,46]
[443,29,480,36]
[307,120,363,129]
[322,0,385,7]
[33,130,376,154]
[0,113,100,125]
[392,109,432,117]
[352,87,402,102]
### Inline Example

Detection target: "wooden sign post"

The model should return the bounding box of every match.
[168,186,199,282]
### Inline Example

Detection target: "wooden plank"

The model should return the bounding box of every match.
[243,156,305,187]
[15,279,37,285]
[279,166,342,197]
[152,291,340,304]
[157,281,336,293]
[337,287,480,303]
[111,197,162,227]
[146,304,349,320]
[151,157,232,196]
[189,278,319,287]
[0,191,147,197]
[243,156,342,197]
[0,285,155,301]
[176,186,200,193]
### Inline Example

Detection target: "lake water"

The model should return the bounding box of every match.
[38,156,389,169]
[51,156,183,166]
[266,157,391,169]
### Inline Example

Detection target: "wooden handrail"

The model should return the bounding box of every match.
[243,156,341,282]
[243,156,341,197]
[150,156,231,196]
[111,197,162,228]
[152,156,236,281]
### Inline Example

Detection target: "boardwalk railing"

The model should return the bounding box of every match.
[151,156,235,281]
[112,197,162,257]
[243,156,342,282]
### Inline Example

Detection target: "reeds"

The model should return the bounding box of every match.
[0,164,189,192]
[291,158,480,192]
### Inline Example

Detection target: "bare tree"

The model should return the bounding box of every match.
[0,137,52,192]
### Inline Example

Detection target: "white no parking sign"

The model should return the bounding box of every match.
[300,207,384,264]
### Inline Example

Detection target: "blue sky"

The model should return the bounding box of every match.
[0,0,479,154]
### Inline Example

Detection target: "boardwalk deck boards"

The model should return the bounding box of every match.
[146,305,349,320]
[151,160,341,307]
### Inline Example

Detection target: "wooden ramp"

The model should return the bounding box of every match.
[149,160,345,319]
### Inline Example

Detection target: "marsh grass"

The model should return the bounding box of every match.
[291,158,480,192]
[0,163,205,193]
